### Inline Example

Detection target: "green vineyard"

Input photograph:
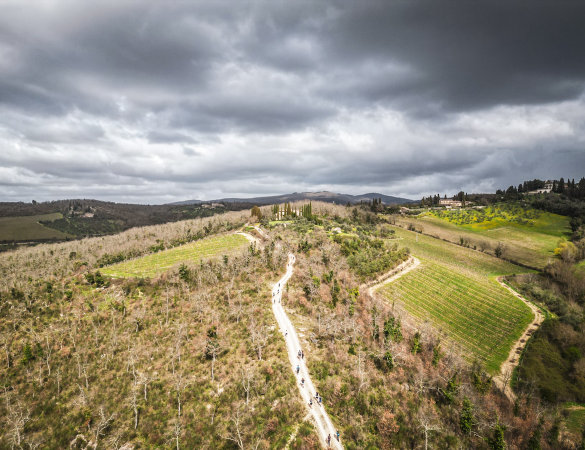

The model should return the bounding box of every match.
[101,233,249,278]
[379,261,533,373]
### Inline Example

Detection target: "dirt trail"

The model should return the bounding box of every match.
[236,231,260,246]
[273,254,342,449]
[493,277,545,401]
[252,225,268,239]
[366,256,421,298]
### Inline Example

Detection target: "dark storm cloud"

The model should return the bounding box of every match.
[317,1,585,113]
[0,0,584,203]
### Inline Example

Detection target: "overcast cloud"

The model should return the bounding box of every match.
[1,0,584,203]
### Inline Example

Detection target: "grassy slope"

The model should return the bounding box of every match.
[0,212,72,241]
[564,405,585,436]
[398,207,570,269]
[577,260,585,277]
[102,234,249,278]
[379,227,534,373]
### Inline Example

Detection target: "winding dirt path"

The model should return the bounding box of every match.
[273,254,342,449]
[366,256,421,298]
[236,231,259,246]
[493,277,545,401]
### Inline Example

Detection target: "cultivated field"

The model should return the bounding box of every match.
[0,212,72,241]
[101,233,249,278]
[379,227,534,373]
[394,205,569,268]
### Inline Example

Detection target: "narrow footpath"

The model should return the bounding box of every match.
[272,254,343,449]
[494,276,545,401]
[366,255,420,298]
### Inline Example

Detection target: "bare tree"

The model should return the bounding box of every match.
[138,371,157,402]
[174,322,187,367]
[241,364,256,406]
[224,404,245,450]
[4,389,31,449]
[56,367,62,397]
[165,286,171,326]
[92,407,115,448]
[3,333,12,368]
[130,384,139,430]
[357,350,369,392]
[172,420,182,450]
[233,292,244,324]
[418,406,441,450]
[42,332,53,376]
[174,372,188,418]
[412,373,430,397]
[248,317,268,361]
[206,337,222,382]
[73,384,88,409]
[132,306,145,333]
[501,367,513,396]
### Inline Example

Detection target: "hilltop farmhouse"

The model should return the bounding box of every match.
[439,199,463,208]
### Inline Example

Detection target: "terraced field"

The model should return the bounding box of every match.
[101,233,249,278]
[379,227,534,373]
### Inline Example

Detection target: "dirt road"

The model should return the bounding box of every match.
[494,277,545,401]
[272,254,342,449]
[366,256,421,298]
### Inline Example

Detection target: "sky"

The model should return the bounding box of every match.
[1,0,584,204]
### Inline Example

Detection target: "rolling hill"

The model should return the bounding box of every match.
[170,190,415,206]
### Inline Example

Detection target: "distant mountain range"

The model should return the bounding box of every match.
[169,191,415,206]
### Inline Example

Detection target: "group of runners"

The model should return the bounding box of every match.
[326,431,340,446]
[274,255,340,448]
[308,391,322,407]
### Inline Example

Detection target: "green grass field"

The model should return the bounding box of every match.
[0,212,72,241]
[378,227,534,373]
[397,205,570,269]
[564,405,585,436]
[101,233,249,278]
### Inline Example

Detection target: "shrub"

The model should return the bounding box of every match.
[411,332,422,354]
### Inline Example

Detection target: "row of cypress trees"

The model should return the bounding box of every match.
[271,202,312,219]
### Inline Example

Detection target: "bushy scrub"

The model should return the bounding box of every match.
[336,235,409,280]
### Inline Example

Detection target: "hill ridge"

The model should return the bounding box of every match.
[169,190,415,206]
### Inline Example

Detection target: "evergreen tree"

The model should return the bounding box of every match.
[526,422,542,450]
[22,342,34,365]
[411,331,422,354]
[460,397,474,434]
[442,373,459,404]
[487,420,506,450]
[432,343,443,366]
[251,205,262,220]
[383,351,394,371]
